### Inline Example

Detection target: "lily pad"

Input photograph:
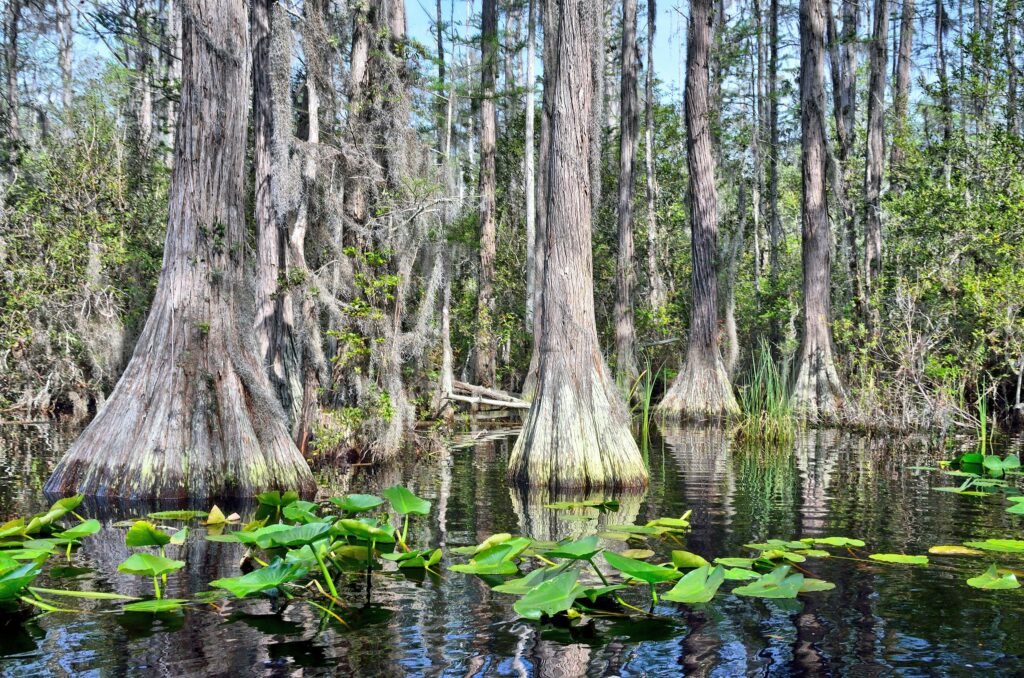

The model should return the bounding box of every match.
[722,567,760,581]
[122,598,188,613]
[0,561,41,599]
[493,566,566,595]
[513,570,581,620]
[603,551,682,584]
[543,536,602,561]
[928,545,985,556]
[671,551,710,569]
[808,537,865,548]
[117,553,185,578]
[211,559,307,598]
[962,539,1024,554]
[329,494,385,514]
[147,510,208,521]
[382,486,431,516]
[733,566,804,599]
[335,519,396,544]
[53,519,101,542]
[798,579,836,593]
[868,553,929,565]
[259,522,332,549]
[966,563,1021,590]
[256,491,299,508]
[663,565,725,604]
[125,521,171,548]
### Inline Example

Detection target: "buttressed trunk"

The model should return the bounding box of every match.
[44,0,316,499]
[657,0,739,420]
[793,0,845,420]
[508,0,647,492]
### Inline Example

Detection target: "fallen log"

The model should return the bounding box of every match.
[444,393,531,409]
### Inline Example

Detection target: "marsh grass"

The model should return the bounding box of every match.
[734,339,799,444]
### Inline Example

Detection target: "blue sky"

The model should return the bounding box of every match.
[404,1,693,96]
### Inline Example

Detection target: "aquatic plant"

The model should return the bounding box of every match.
[734,339,798,444]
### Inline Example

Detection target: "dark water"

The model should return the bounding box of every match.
[0,423,1022,677]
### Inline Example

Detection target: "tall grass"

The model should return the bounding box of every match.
[630,360,663,461]
[734,339,798,444]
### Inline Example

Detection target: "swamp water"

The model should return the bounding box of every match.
[0,423,1021,677]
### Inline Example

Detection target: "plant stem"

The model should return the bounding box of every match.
[152,576,161,600]
[313,546,339,600]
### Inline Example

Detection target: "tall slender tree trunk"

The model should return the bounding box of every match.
[863,0,887,332]
[767,0,781,287]
[793,0,845,420]
[827,0,861,308]
[589,0,606,222]
[890,0,915,178]
[4,0,22,146]
[509,0,647,492]
[524,0,537,327]
[657,0,739,420]
[44,0,315,499]
[645,0,667,310]
[253,0,302,430]
[1006,0,1019,135]
[475,0,498,387]
[614,0,640,390]
[753,0,766,291]
[936,0,953,184]
[436,0,447,155]
[724,175,748,377]
[57,0,73,109]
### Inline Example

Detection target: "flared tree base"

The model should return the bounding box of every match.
[792,346,844,422]
[657,349,739,421]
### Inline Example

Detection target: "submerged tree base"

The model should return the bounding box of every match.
[792,347,844,422]
[509,364,648,492]
[658,350,740,421]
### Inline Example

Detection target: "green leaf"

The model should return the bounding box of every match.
[230,523,293,545]
[722,567,760,581]
[579,584,628,602]
[868,553,929,565]
[451,533,513,555]
[329,494,384,514]
[335,519,396,544]
[211,559,307,598]
[808,537,866,548]
[256,491,300,508]
[603,551,683,585]
[962,539,1024,553]
[671,551,710,569]
[170,527,189,546]
[1007,502,1024,515]
[381,485,431,516]
[117,553,185,578]
[53,519,101,541]
[0,519,25,539]
[451,539,529,575]
[966,563,1021,590]
[733,566,805,599]
[798,579,836,593]
[122,599,188,613]
[663,565,725,604]
[258,522,332,549]
[204,505,228,525]
[542,536,601,561]
[125,521,171,548]
[928,545,985,556]
[513,570,581,620]
[714,557,757,568]
[0,562,41,599]
[28,587,139,601]
[147,511,208,521]
[24,495,84,534]
[493,566,566,595]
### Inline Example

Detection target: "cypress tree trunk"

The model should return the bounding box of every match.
[475,0,498,387]
[253,0,302,430]
[4,0,22,147]
[56,0,73,109]
[767,0,781,287]
[44,0,315,499]
[509,0,647,492]
[657,0,739,420]
[644,0,667,310]
[863,0,888,322]
[890,0,915,177]
[614,0,640,390]
[524,0,537,327]
[793,0,845,420]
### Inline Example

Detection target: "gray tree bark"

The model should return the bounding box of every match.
[57,0,73,109]
[524,0,537,327]
[890,0,915,176]
[4,0,22,146]
[474,0,498,387]
[644,0,667,310]
[793,0,845,420]
[863,0,888,322]
[44,0,315,499]
[657,0,739,420]
[614,0,640,390]
[252,0,302,432]
[509,0,647,492]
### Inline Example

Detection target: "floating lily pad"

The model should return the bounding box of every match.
[211,559,307,598]
[493,566,566,594]
[117,553,185,578]
[147,511,208,521]
[928,545,985,556]
[513,570,580,620]
[620,549,655,560]
[808,537,866,548]
[543,536,601,561]
[722,567,760,581]
[962,539,1024,553]
[671,551,710,569]
[53,519,101,542]
[798,579,836,593]
[868,553,929,565]
[966,563,1021,590]
[125,521,171,548]
[329,494,385,514]
[663,565,725,604]
[733,566,804,599]
[603,551,682,584]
